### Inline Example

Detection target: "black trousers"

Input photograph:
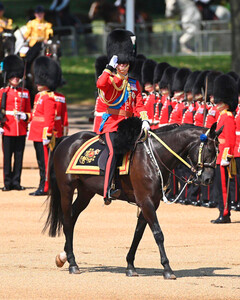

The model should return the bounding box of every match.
[2,135,26,187]
[33,141,46,190]
[103,132,117,198]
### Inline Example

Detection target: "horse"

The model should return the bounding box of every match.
[43,122,221,278]
[0,28,16,59]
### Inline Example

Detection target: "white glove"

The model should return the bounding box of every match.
[221,159,230,166]
[16,112,27,121]
[109,55,118,68]
[43,139,50,146]
[0,127,4,135]
[142,120,150,131]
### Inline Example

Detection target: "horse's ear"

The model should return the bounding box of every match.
[208,122,217,138]
[216,125,224,137]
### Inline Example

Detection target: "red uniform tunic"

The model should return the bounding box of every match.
[204,104,219,128]
[182,103,196,124]
[151,93,162,129]
[169,95,185,124]
[28,91,56,142]
[144,92,156,126]
[159,95,171,125]
[53,92,68,138]
[93,95,107,133]
[96,70,148,134]
[194,102,208,127]
[216,110,236,165]
[0,86,31,136]
[234,105,240,158]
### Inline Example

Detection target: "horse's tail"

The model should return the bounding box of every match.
[43,136,66,237]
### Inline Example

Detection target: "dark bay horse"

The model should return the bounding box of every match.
[44,123,221,278]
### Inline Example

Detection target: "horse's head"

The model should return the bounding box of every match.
[44,39,61,61]
[188,122,222,185]
[0,29,16,57]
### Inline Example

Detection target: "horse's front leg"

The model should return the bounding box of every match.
[126,211,147,276]
[141,199,176,280]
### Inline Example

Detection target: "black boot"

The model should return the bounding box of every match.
[104,188,121,205]
[211,215,231,224]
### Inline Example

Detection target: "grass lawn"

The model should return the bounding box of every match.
[58,55,231,105]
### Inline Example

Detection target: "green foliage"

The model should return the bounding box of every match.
[58,55,231,105]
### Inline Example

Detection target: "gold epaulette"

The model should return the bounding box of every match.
[227,111,233,116]
[103,68,112,75]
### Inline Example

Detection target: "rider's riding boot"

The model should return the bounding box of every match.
[211,215,231,224]
[104,188,121,205]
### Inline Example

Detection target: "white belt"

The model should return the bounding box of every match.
[55,116,61,121]
[236,131,240,136]
[5,111,16,116]
[94,112,104,117]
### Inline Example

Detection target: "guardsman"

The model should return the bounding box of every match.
[152,62,170,129]
[211,74,237,224]
[0,2,12,33]
[23,5,53,73]
[141,59,157,129]
[158,66,178,126]
[182,70,201,125]
[0,55,31,191]
[128,54,146,90]
[28,56,58,196]
[95,29,150,205]
[93,55,108,133]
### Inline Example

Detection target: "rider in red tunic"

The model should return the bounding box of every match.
[95,29,149,205]
[211,74,237,224]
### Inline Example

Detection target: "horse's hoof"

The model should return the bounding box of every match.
[163,271,176,280]
[69,265,81,274]
[126,268,139,277]
[55,252,67,268]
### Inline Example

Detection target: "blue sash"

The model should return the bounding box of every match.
[99,81,135,132]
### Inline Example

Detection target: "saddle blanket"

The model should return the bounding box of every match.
[66,135,130,175]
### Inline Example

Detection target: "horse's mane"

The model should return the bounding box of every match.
[153,124,180,133]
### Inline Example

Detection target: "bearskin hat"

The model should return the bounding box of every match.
[141,59,157,86]
[34,56,61,91]
[213,74,238,112]
[3,55,24,80]
[205,71,223,101]
[95,55,108,80]
[159,66,178,97]
[128,57,145,85]
[192,70,210,96]
[153,62,170,85]
[226,71,239,82]
[172,68,191,92]
[184,70,201,93]
[106,29,136,70]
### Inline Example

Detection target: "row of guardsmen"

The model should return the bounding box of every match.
[93,54,240,223]
[0,55,68,196]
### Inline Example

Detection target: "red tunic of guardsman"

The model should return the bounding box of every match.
[204,103,219,128]
[194,102,208,126]
[53,91,68,138]
[144,92,158,128]
[234,104,240,159]
[0,87,31,136]
[158,93,170,125]
[151,92,161,129]
[169,94,185,124]
[182,103,196,124]
[96,29,150,205]
[28,91,56,141]
[211,74,238,224]
[28,56,60,196]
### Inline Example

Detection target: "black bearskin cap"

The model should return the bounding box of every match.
[95,55,108,80]
[128,57,145,85]
[213,74,238,112]
[205,71,223,101]
[192,70,209,96]
[184,70,201,93]
[172,68,192,92]
[106,29,136,69]
[3,55,24,80]
[227,71,239,82]
[153,62,170,85]
[159,66,178,96]
[34,56,61,91]
[35,5,45,13]
[141,59,157,86]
